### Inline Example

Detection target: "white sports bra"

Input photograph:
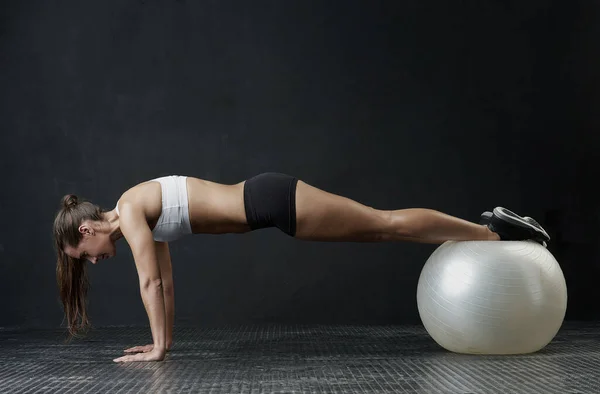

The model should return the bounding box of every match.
[116,175,193,242]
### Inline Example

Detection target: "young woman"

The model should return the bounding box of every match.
[52,172,550,363]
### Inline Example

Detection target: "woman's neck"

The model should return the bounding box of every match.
[102,210,123,241]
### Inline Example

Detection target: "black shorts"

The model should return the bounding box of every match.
[243,172,299,236]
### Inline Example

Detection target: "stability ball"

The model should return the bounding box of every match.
[416,240,567,355]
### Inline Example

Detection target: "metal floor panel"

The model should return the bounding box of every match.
[0,322,599,393]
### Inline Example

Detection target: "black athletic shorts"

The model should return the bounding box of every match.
[243,172,299,236]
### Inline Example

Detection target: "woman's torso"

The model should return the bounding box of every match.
[117,176,250,239]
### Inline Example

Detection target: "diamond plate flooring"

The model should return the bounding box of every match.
[0,322,599,393]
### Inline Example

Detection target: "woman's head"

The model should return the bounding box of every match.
[53,194,115,338]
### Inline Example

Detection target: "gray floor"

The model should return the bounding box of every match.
[1,322,599,393]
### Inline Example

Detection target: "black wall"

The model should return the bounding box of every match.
[1,0,598,329]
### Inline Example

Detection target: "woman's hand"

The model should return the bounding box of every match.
[114,348,166,363]
[123,342,172,355]
[123,344,155,354]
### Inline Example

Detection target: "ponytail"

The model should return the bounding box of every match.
[53,194,103,339]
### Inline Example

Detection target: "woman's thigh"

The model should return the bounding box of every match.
[294,180,391,242]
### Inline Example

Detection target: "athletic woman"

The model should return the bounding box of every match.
[52,173,550,363]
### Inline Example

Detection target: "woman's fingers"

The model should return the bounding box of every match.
[114,353,143,363]
[123,344,153,354]
[114,349,165,363]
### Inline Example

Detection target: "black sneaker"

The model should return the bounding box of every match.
[480,211,493,225]
[483,207,550,245]
[521,215,550,242]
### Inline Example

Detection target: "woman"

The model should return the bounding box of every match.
[53,172,550,363]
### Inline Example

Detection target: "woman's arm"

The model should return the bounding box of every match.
[122,241,174,355]
[114,203,167,362]
[155,241,174,349]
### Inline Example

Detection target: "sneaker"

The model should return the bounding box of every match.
[480,211,493,225]
[523,216,551,242]
[484,207,550,245]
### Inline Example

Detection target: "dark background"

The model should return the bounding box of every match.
[1,0,598,329]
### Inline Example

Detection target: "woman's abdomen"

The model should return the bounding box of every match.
[186,177,251,234]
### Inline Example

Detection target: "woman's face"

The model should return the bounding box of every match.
[63,222,116,264]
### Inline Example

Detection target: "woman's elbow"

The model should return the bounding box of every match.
[140,277,163,291]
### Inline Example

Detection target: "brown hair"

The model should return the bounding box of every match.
[53,194,104,339]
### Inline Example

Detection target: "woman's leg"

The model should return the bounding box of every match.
[294,180,499,244]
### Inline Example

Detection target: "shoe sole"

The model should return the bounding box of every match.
[523,216,550,240]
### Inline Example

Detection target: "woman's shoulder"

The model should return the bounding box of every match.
[116,180,162,218]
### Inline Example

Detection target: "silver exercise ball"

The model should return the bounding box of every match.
[416,241,567,355]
